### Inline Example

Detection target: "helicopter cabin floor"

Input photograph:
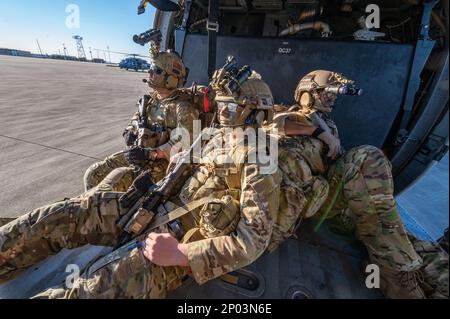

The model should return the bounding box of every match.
[0,220,384,299]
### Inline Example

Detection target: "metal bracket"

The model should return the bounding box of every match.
[207,21,220,33]
[394,0,438,145]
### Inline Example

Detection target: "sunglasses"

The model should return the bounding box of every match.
[149,64,164,75]
[217,102,240,112]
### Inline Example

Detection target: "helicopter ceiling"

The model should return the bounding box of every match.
[138,0,181,13]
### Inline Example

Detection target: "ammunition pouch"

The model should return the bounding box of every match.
[198,195,241,239]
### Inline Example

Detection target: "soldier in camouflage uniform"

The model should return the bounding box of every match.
[83,45,202,191]
[0,70,282,299]
[269,70,448,299]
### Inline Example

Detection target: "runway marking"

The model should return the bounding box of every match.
[0,134,102,161]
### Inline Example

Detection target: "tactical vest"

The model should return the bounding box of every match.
[178,137,249,241]
[142,95,171,148]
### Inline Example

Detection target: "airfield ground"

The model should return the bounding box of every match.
[0,55,147,217]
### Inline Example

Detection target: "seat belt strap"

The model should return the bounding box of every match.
[207,0,219,80]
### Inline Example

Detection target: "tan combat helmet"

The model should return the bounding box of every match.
[214,71,274,127]
[294,70,361,113]
[148,50,188,90]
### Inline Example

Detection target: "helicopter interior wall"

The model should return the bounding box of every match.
[182,34,415,149]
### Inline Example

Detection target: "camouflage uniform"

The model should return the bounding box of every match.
[0,128,281,298]
[83,91,200,191]
[326,143,421,271]
[270,106,450,298]
[410,236,449,299]
[0,167,132,283]
[276,109,424,270]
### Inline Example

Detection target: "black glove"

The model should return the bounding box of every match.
[123,131,138,147]
[125,146,150,165]
[119,171,154,209]
[132,171,154,195]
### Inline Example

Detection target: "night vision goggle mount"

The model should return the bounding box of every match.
[213,56,253,96]
[133,29,162,47]
[322,83,364,96]
[320,73,363,96]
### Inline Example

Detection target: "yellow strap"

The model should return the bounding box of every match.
[220,273,239,285]
[146,197,217,231]
[181,227,202,244]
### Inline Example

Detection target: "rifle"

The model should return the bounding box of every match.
[125,94,154,177]
[116,132,204,247]
[136,94,151,148]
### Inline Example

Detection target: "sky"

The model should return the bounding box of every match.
[0,0,156,62]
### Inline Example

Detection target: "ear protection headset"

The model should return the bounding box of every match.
[165,74,180,90]
[299,91,315,108]
[295,74,318,108]
[164,67,189,89]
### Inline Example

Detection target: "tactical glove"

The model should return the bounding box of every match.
[125,146,150,165]
[314,129,342,160]
[123,131,138,147]
[125,146,159,165]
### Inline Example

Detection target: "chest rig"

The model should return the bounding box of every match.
[177,137,249,240]
[140,95,172,148]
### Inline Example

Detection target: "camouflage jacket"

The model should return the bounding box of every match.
[179,131,282,285]
[271,104,340,175]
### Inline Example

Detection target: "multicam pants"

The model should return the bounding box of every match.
[83,151,168,192]
[0,169,185,299]
[411,237,449,299]
[326,145,423,272]
[34,247,187,299]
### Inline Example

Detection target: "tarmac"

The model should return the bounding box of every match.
[0,55,147,217]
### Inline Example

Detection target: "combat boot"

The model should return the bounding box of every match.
[379,265,426,299]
